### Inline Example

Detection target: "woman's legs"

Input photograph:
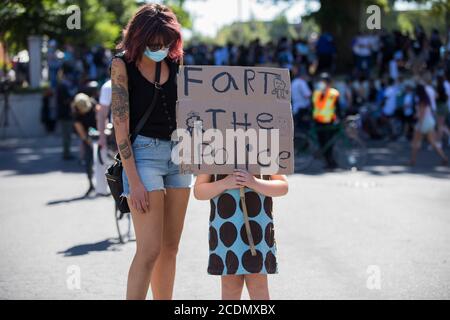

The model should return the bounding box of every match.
[222,275,245,300]
[245,274,270,300]
[126,191,165,300]
[151,188,191,300]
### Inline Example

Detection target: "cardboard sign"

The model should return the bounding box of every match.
[175,65,294,175]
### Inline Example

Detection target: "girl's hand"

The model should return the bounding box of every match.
[221,174,241,190]
[234,169,257,189]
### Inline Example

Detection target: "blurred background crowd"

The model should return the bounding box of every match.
[1,0,450,168]
[20,26,450,149]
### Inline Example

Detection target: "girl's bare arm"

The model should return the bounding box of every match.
[194,174,240,200]
[234,170,289,197]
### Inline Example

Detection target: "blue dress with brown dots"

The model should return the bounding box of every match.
[208,175,278,276]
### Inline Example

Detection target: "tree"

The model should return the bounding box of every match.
[0,0,137,52]
[0,0,194,53]
[258,0,449,69]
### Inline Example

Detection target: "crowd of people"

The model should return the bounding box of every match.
[288,26,450,166]
[32,25,450,172]
[38,40,113,196]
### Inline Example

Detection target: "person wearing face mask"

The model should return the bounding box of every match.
[312,73,340,170]
[111,3,193,300]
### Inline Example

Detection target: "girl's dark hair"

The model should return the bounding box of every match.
[116,3,183,64]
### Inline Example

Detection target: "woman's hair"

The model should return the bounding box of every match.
[415,84,430,106]
[116,3,183,63]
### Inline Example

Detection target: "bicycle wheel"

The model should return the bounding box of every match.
[333,136,368,169]
[115,203,135,244]
[294,133,317,172]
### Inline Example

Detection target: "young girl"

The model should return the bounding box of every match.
[194,170,288,300]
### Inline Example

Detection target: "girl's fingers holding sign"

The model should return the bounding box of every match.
[234,169,256,188]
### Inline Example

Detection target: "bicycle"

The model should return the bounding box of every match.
[294,115,368,172]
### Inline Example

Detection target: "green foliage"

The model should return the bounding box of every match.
[162,0,193,29]
[216,19,269,45]
[0,0,131,51]
[1,0,194,53]
[215,13,318,46]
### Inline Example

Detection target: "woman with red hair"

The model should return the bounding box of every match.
[111,3,192,300]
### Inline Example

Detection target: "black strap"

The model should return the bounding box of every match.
[128,61,161,144]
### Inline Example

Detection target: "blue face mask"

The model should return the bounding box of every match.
[144,47,169,62]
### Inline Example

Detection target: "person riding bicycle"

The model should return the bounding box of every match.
[312,72,340,169]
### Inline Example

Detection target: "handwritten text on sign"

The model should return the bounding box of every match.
[175,66,294,175]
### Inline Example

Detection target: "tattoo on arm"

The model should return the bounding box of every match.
[118,139,132,160]
[111,62,129,125]
[111,83,129,124]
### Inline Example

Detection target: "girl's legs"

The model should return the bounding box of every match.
[245,274,270,300]
[426,131,449,163]
[126,191,165,300]
[151,188,191,300]
[410,130,423,166]
[222,275,245,300]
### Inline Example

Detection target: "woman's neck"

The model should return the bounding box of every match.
[139,55,159,68]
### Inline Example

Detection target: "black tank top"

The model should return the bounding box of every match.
[115,53,179,140]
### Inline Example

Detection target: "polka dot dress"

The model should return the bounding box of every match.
[208,175,278,276]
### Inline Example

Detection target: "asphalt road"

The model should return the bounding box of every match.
[0,136,449,299]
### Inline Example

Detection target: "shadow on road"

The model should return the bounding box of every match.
[0,136,85,176]
[2,136,450,179]
[57,238,124,257]
[47,193,110,206]
[296,140,450,179]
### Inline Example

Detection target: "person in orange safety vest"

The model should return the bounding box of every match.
[312,73,340,169]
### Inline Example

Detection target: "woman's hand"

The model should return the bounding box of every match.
[129,181,150,214]
[234,169,257,189]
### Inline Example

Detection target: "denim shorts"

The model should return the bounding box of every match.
[120,135,193,198]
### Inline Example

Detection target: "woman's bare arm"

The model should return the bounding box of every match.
[73,122,89,144]
[111,58,148,213]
